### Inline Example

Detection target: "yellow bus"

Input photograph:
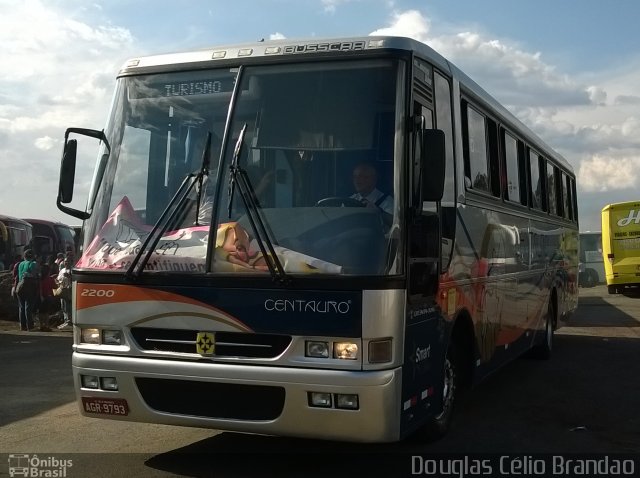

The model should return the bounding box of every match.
[602,201,640,294]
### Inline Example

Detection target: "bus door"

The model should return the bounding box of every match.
[401,58,446,434]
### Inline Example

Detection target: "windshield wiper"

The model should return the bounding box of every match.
[227,124,289,284]
[194,132,212,226]
[126,132,212,279]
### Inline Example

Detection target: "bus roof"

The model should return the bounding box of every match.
[601,200,640,212]
[120,35,573,174]
[23,218,73,228]
[0,215,32,227]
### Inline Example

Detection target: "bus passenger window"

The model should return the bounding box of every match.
[547,162,557,216]
[562,172,571,220]
[503,131,521,204]
[464,104,489,193]
[528,149,543,210]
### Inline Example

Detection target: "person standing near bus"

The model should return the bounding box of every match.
[16,249,40,331]
[56,258,73,329]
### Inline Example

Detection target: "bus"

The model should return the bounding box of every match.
[579,232,604,287]
[55,36,578,443]
[22,219,77,258]
[0,215,32,271]
[602,201,640,294]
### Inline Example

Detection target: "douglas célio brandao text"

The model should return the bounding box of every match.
[411,455,636,476]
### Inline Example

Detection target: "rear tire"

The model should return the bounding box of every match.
[530,299,554,360]
[608,285,622,294]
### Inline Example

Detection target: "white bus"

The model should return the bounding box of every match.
[56,36,578,442]
[579,232,604,287]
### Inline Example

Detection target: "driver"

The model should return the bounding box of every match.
[350,162,393,215]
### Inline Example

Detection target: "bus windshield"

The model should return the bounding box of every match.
[80,59,405,276]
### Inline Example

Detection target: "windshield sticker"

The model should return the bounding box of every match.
[77,197,341,274]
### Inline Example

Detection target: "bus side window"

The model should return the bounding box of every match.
[546,161,558,216]
[462,103,490,193]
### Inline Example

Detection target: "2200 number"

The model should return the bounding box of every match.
[81,289,115,298]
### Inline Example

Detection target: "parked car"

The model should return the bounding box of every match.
[22,219,76,259]
[0,215,33,270]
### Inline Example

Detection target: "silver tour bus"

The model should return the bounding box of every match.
[56,36,578,442]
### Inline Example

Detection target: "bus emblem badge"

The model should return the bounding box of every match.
[196,332,215,355]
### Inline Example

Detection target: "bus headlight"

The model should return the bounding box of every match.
[333,342,358,360]
[308,392,332,408]
[80,328,101,344]
[81,375,99,389]
[103,330,123,346]
[80,328,123,345]
[335,394,359,410]
[305,341,330,358]
[100,377,119,391]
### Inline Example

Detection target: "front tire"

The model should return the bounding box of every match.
[413,341,459,441]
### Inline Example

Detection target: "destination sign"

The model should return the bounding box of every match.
[130,76,237,99]
[163,79,234,97]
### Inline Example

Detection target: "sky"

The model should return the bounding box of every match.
[1,0,640,232]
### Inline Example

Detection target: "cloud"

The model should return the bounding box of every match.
[614,95,640,105]
[0,0,136,220]
[579,155,640,192]
[586,86,607,106]
[370,9,430,39]
[321,0,350,13]
[269,32,286,40]
[370,10,593,108]
[35,136,58,151]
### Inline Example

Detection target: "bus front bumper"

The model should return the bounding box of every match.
[72,352,403,443]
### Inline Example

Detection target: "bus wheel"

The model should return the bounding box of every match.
[414,342,459,441]
[608,285,621,294]
[530,300,554,360]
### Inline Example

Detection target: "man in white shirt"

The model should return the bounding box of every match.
[350,162,393,215]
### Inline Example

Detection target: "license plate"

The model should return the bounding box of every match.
[81,397,129,416]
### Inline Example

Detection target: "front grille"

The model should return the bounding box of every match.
[136,378,285,420]
[130,327,291,358]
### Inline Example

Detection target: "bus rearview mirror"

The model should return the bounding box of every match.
[58,139,77,204]
[57,127,109,220]
[421,129,445,202]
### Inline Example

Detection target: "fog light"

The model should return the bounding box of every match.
[80,328,101,344]
[103,330,123,345]
[308,392,332,408]
[368,338,392,363]
[306,341,329,358]
[81,375,99,389]
[334,342,358,360]
[336,394,359,410]
[100,377,118,391]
